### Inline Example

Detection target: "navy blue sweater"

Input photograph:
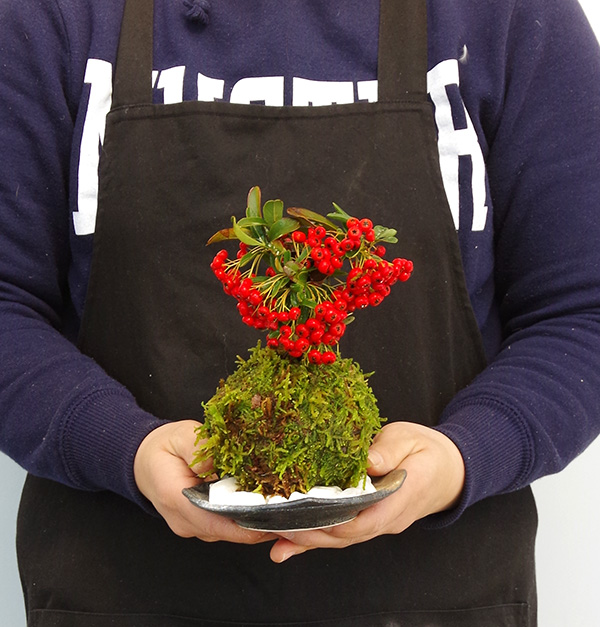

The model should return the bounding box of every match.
[1,0,600,522]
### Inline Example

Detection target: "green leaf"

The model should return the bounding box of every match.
[330,202,353,220]
[232,218,263,246]
[263,199,284,226]
[246,186,262,218]
[206,227,237,245]
[296,246,310,263]
[238,216,268,228]
[373,225,398,243]
[287,207,338,229]
[269,239,286,253]
[326,213,350,226]
[267,217,300,242]
[238,250,259,267]
[299,296,318,309]
[268,275,292,296]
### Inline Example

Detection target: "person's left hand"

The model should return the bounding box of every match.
[269,421,465,563]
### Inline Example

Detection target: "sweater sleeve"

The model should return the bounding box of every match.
[431,0,600,525]
[0,1,166,510]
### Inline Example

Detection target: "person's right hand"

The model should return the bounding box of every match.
[133,420,276,545]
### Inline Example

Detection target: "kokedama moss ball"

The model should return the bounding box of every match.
[195,343,384,498]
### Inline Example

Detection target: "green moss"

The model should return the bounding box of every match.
[194,343,384,497]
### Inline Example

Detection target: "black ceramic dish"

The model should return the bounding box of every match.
[183,468,407,531]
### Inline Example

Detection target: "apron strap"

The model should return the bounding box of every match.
[378,0,428,101]
[113,0,154,108]
[111,0,427,107]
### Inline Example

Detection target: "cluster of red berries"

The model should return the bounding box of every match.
[343,256,413,309]
[211,250,337,361]
[293,218,378,276]
[209,213,413,364]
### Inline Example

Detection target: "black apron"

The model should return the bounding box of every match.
[17,0,538,625]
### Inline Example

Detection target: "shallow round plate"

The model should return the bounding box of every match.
[183,468,407,532]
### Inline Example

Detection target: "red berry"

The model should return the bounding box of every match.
[356,276,372,290]
[248,290,262,306]
[325,310,339,324]
[321,332,334,345]
[294,338,310,353]
[214,268,227,281]
[368,293,384,307]
[346,217,359,229]
[311,247,326,261]
[348,226,362,240]
[314,303,327,318]
[295,324,309,338]
[314,226,326,239]
[305,318,321,330]
[321,351,337,364]
[309,330,324,345]
[347,267,363,283]
[330,322,346,337]
[364,259,377,270]
[359,218,373,231]
[317,260,331,275]
[330,256,343,270]
[292,231,307,243]
[289,307,301,321]
[238,279,252,298]
[308,350,322,364]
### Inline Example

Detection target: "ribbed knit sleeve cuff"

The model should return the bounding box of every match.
[422,398,534,529]
[58,387,169,514]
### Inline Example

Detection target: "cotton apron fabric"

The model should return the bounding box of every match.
[17,0,538,624]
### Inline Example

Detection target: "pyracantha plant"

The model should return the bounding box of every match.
[193,187,413,497]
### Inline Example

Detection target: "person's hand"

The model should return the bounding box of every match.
[269,421,465,563]
[134,420,276,544]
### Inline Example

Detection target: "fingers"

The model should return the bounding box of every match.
[134,421,275,545]
[270,422,467,562]
[134,420,466,559]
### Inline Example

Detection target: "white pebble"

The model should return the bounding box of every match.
[305,485,343,499]
[208,475,375,506]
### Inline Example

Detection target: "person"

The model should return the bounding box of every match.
[1,0,599,625]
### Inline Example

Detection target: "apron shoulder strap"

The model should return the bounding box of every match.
[111,0,428,108]
[113,0,154,108]
[378,0,428,102]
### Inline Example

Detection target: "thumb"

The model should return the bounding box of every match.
[162,420,213,476]
[367,422,419,477]
[367,445,398,477]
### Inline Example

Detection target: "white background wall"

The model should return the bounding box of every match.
[1,2,600,625]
